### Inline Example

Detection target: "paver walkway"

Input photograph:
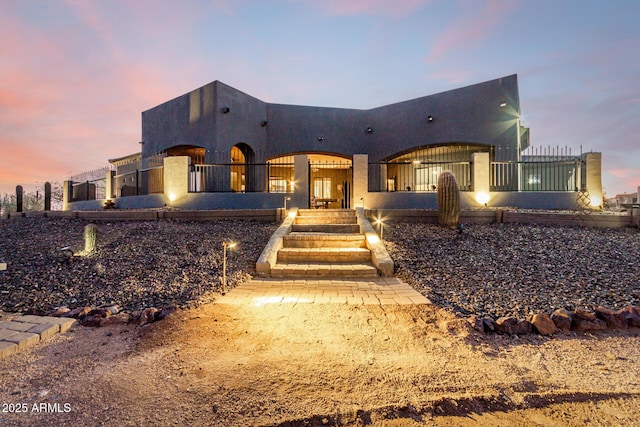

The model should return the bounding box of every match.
[0,315,77,360]
[216,277,431,306]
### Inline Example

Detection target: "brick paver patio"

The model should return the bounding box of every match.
[216,277,431,306]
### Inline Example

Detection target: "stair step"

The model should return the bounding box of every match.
[271,262,379,278]
[277,247,371,262]
[284,233,366,248]
[297,209,354,216]
[294,216,358,225]
[292,224,360,233]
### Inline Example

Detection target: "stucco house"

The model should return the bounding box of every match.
[66,74,602,211]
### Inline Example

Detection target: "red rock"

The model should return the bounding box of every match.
[572,317,607,332]
[482,317,496,332]
[155,306,177,321]
[622,306,640,327]
[530,313,558,335]
[573,308,596,321]
[49,307,71,317]
[63,306,92,319]
[99,313,131,326]
[137,308,159,326]
[495,317,519,334]
[80,315,102,327]
[594,306,628,329]
[467,315,485,333]
[550,309,572,332]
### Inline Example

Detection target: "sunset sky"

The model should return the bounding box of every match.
[1,0,638,198]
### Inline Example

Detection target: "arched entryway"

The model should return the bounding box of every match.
[231,143,256,192]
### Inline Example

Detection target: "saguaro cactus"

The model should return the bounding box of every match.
[44,182,52,211]
[84,224,99,255]
[16,185,23,213]
[437,171,460,229]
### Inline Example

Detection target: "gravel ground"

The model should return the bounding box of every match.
[383,221,640,319]
[1,217,639,320]
[0,218,278,313]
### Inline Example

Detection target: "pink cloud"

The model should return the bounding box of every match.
[425,0,518,63]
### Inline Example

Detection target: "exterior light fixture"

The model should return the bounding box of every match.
[222,241,237,295]
[221,107,230,113]
[499,102,507,108]
[318,136,324,141]
[138,141,144,145]
[284,196,291,210]
[475,192,490,206]
[375,218,384,240]
[261,121,268,127]
[427,115,434,122]
[367,127,373,133]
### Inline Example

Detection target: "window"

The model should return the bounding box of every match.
[269,177,287,193]
[314,177,331,198]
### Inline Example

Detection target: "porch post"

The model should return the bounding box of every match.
[584,152,603,208]
[105,169,114,200]
[472,152,490,206]
[163,156,190,204]
[352,154,368,209]
[62,180,72,211]
[291,154,309,209]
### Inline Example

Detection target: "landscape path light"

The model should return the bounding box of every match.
[375,217,385,240]
[284,196,291,211]
[222,241,237,295]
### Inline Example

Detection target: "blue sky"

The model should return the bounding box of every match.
[1,0,638,197]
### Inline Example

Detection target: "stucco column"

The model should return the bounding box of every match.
[584,152,603,208]
[105,169,114,199]
[472,152,491,206]
[291,154,309,209]
[62,180,72,211]
[352,154,368,208]
[164,156,190,204]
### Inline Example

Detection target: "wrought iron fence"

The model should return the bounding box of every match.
[189,163,295,193]
[491,160,580,192]
[368,161,472,192]
[70,167,110,202]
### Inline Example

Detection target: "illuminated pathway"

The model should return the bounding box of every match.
[215,277,430,306]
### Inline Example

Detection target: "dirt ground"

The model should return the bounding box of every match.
[1,301,639,426]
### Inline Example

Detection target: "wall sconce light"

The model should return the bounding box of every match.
[221,107,230,113]
[427,115,434,122]
[261,121,268,127]
[366,127,373,133]
[499,102,507,108]
[138,141,144,145]
[318,136,324,141]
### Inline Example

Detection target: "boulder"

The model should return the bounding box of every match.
[495,317,518,334]
[622,306,640,327]
[63,306,92,319]
[155,305,177,321]
[482,317,496,333]
[530,312,558,335]
[572,317,607,332]
[136,307,159,326]
[49,307,71,317]
[99,313,132,326]
[594,306,628,329]
[467,315,485,333]
[573,308,596,321]
[550,309,573,332]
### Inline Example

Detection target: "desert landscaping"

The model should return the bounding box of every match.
[1,215,639,426]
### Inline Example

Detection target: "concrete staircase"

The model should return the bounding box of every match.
[270,209,379,278]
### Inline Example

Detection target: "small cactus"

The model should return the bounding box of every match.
[44,182,52,211]
[16,185,23,213]
[84,224,99,255]
[437,171,460,229]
